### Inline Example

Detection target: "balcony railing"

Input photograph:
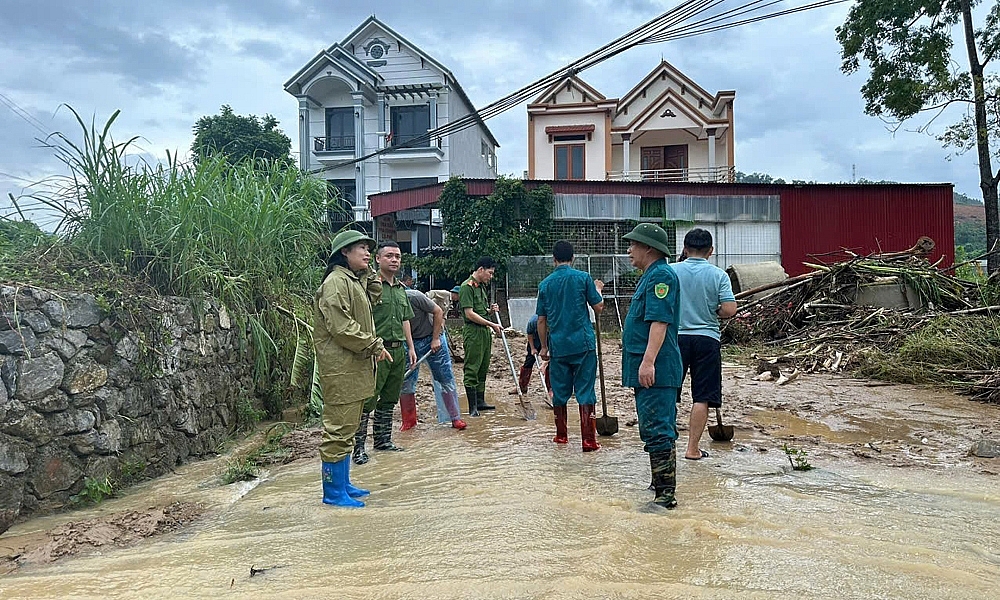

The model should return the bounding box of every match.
[314,136,355,152]
[607,165,735,183]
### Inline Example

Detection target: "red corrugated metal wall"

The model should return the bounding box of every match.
[779,185,954,276]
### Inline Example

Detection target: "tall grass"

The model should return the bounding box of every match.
[856,315,1000,385]
[7,108,333,412]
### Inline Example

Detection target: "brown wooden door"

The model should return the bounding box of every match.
[640,147,663,180]
[664,145,688,173]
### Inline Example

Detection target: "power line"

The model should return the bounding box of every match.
[0,92,50,136]
[0,170,37,184]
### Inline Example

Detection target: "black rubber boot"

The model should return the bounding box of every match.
[466,386,480,417]
[476,390,495,411]
[372,409,404,451]
[649,448,677,509]
[353,412,370,465]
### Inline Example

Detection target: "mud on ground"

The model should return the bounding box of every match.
[0,502,204,575]
[6,330,1000,574]
[475,332,1000,472]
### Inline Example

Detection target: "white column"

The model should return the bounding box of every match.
[707,127,717,180]
[622,133,631,178]
[428,90,438,148]
[298,98,310,171]
[352,92,366,220]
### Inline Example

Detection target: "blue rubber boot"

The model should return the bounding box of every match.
[322,459,364,508]
[344,457,369,499]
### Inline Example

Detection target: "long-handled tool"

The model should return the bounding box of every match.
[495,312,536,421]
[402,350,432,380]
[594,317,618,436]
[708,407,734,442]
[535,357,553,408]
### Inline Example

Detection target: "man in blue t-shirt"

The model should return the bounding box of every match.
[536,240,605,452]
[671,229,738,460]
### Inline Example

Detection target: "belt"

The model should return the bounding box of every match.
[384,340,405,349]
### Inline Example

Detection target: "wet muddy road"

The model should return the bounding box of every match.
[3,350,1000,599]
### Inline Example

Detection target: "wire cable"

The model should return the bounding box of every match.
[0,92,51,136]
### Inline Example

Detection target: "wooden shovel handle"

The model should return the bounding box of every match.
[715,407,725,427]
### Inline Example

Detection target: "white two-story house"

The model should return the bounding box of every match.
[284,16,499,240]
[527,61,735,182]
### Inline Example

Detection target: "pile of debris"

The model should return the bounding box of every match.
[723,238,1000,402]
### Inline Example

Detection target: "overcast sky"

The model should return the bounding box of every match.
[0,0,986,226]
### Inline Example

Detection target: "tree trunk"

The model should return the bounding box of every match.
[960,0,1000,273]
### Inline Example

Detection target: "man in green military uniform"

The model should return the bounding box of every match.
[353,240,417,465]
[622,223,683,509]
[459,256,503,416]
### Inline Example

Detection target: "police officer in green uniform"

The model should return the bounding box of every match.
[314,230,392,508]
[536,240,606,451]
[353,241,417,464]
[459,257,503,416]
[622,223,683,509]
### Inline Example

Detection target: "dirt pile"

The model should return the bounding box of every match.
[0,502,203,574]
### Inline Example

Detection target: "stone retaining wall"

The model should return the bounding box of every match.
[0,285,258,534]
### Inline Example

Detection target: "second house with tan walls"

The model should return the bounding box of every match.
[527,61,735,182]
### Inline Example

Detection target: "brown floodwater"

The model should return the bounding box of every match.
[2,399,999,599]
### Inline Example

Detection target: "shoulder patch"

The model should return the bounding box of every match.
[654,282,669,299]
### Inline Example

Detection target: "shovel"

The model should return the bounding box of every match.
[535,357,553,408]
[708,407,734,442]
[594,318,618,436]
[495,312,537,421]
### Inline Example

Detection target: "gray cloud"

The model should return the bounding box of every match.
[0,0,989,214]
[238,39,289,63]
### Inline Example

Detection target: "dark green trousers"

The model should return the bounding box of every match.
[462,324,492,392]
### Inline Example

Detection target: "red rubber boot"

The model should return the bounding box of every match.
[399,393,417,431]
[442,390,467,430]
[553,405,569,444]
[580,404,601,452]
[517,365,532,394]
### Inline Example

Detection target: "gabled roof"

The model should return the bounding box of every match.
[339,16,500,148]
[617,60,734,117]
[615,87,728,134]
[530,75,607,105]
[283,44,382,94]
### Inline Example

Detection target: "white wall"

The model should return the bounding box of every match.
[448,90,497,178]
[531,111,608,180]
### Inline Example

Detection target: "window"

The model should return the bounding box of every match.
[323,108,355,151]
[555,144,585,180]
[326,180,357,230]
[391,177,438,191]
[390,105,430,147]
[553,134,587,142]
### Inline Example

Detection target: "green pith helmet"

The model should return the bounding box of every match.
[330,229,376,256]
[623,223,672,257]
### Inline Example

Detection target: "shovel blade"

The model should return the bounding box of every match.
[596,415,619,436]
[517,398,537,421]
[708,425,734,442]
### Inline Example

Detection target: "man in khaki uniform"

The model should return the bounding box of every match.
[354,240,417,464]
[314,229,391,508]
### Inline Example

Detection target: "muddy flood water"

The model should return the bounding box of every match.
[3,360,1000,598]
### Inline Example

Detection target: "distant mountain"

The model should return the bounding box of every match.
[954,191,984,206]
